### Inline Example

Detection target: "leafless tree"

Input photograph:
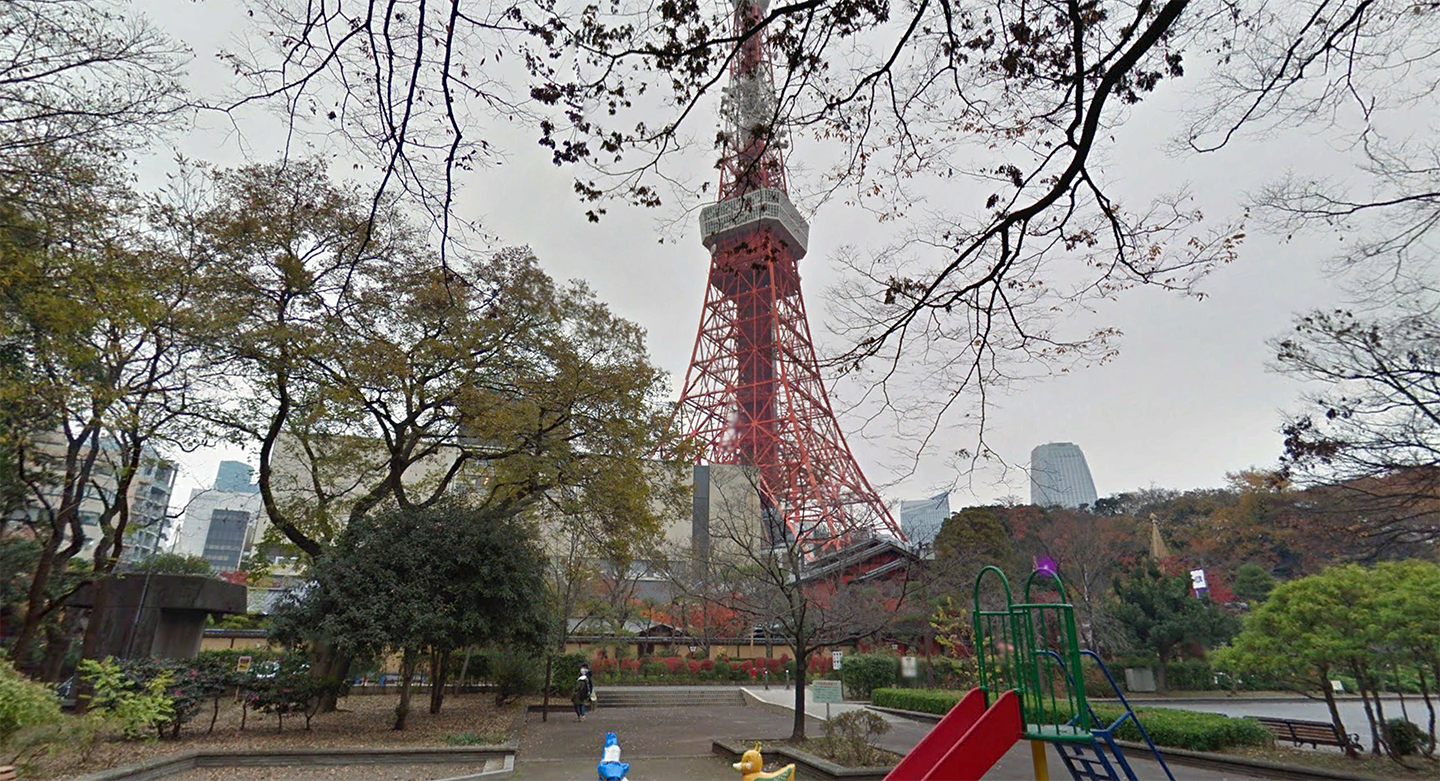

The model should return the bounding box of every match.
[1274,303,1440,553]
[671,467,914,740]
[0,0,189,188]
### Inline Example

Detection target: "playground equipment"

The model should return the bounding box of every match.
[597,732,630,781]
[732,744,796,781]
[883,567,1175,781]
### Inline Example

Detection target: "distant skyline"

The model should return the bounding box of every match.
[143,2,1349,519]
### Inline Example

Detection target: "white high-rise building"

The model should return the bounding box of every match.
[173,461,264,572]
[5,431,177,562]
[1029,443,1099,509]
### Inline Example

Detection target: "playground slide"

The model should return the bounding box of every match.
[883,690,1023,781]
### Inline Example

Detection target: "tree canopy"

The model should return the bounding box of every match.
[168,159,682,562]
[272,500,548,726]
[1218,561,1440,759]
[1111,560,1239,691]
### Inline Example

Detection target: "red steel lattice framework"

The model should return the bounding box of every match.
[673,0,903,548]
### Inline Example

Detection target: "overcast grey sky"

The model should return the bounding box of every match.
[147,0,1352,512]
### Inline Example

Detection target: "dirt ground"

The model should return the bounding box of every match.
[1224,745,1440,780]
[164,763,497,781]
[28,692,518,779]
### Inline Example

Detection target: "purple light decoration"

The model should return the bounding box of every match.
[1036,556,1058,576]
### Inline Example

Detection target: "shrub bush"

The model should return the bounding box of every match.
[1383,719,1426,756]
[1080,659,1115,697]
[639,661,666,677]
[822,709,892,766]
[1165,660,1218,691]
[490,650,541,705]
[871,688,964,715]
[870,689,1272,752]
[0,657,63,745]
[79,658,175,739]
[841,654,898,700]
[552,653,589,696]
[1101,706,1271,752]
[713,660,731,679]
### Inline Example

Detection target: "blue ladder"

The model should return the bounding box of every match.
[1038,650,1175,781]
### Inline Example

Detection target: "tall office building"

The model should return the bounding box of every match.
[900,492,951,550]
[174,462,264,571]
[1029,443,1099,509]
[214,461,260,494]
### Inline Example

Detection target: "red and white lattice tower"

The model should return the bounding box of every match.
[673,0,903,548]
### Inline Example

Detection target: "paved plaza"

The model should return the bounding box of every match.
[510,688,1272,781]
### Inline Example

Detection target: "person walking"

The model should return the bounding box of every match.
[572,667,594,722]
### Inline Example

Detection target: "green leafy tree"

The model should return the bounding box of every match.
[1231,563,1275,606]
[272,500,548,729]
[1215,566,1373,756]
[1215,563,1440,758]
[1112,562,1239,692]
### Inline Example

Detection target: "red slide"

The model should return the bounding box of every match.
[884,689,1023,781]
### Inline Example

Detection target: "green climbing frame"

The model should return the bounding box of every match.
[972,566,1094,742]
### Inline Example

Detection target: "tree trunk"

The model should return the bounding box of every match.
[458,646,474,686]
[1416,665,1436,758]
[1154,644,1170,693]
[429,648,450,715]
[311,642,351,713]
[791,651,808,741]
[1370,673,1393,758]
[40,611,76,681]
[1319,669,1357,758]
[394,651,416,731]
[1388,664,1409,721]
[541,654,553,723]
[1353,663,1382,755]
[11,539,63,667]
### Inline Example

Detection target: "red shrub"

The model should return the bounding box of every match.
[700,659,715,672]
[663,657,684,674]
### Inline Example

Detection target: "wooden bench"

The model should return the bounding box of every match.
[1253,716,1359,749]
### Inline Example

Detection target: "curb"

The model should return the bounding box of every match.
[72,704,529,781]
[738,688,829,724]
[70,747,516,781]
[867,706,1383,781]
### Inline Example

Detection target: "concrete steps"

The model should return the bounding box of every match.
[595,687,746,708]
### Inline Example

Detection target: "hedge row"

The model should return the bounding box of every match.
[871,689,1271,752]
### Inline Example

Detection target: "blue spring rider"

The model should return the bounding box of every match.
[598,732,630,781]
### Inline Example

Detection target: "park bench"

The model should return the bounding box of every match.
[1253,716,1360,750]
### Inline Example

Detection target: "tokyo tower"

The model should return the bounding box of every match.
[673,0,903,548]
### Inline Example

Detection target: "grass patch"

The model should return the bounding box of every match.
[440,730,507,746]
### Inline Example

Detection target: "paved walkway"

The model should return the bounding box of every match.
[511,687,1271,780]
